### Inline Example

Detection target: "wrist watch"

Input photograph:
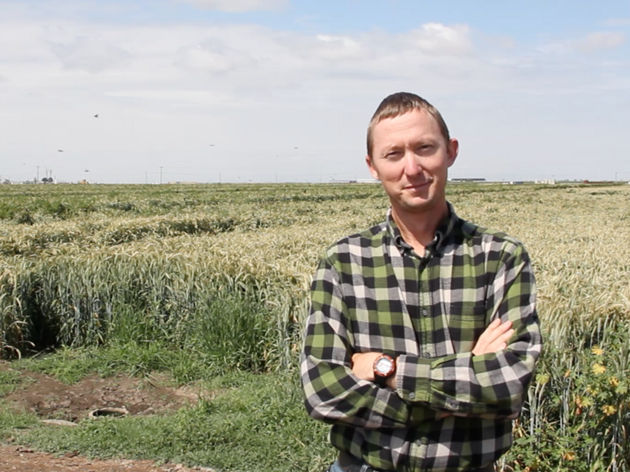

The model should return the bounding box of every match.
[373,354,396,387]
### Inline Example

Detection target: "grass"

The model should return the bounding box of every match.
[3,351,334,472]
[0,368,25,396]
[15,335,267,386]
[0,365,39,441]
[0,406,39,442]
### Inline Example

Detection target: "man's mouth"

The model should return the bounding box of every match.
[403,180,432,191]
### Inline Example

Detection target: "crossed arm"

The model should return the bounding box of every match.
[351,318,515,390]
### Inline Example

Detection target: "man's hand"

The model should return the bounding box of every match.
[351,352,382,381]
[472,319,514,356]
[351,352,397,389]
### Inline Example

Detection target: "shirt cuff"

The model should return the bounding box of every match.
[395,354,432,403]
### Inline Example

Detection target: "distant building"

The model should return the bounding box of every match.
[450,178,486,182]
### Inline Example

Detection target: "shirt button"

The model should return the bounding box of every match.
[421,308,429,317]
[422,352,432,358]
[408,392,415,399]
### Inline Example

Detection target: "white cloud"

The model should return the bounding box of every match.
[178,0,288,12]
[174,40,255,73]
[603,18,630,27]
[3,15,624,107]
[575,32,625,53]
[405,23,472,56]
[1,7,629,184]
[481,34,516,49]
[106,89,235,106]
[537,41,571,55]
[49,36,131,73]
[540,31,625,55]
[311,35,367,60]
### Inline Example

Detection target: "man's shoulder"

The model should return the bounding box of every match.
[457,217,527,255]
[323,221,388,259]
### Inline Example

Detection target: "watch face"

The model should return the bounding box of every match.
[375,357,394,376]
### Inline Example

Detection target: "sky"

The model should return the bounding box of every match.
[1,0,629,184]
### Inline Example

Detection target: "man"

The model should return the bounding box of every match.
[300,92,542,472]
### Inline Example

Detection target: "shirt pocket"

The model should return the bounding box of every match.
[445,301,487,353]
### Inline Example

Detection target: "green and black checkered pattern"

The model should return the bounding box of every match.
[301,204,542,472]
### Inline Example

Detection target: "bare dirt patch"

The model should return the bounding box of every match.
[0,361,213,472]
[3,370,199,423]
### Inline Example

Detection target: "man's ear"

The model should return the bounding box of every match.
[447,138,459,168]
[365,155,380,180]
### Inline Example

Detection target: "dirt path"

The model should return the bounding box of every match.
[0,444,213,472]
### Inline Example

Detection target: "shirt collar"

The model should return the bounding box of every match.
[387,202,459,256]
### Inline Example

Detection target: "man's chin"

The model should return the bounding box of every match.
[398,199,433,214]
[396,196,447,215]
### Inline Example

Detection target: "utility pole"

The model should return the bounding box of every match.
[36,166,40,183]
[160,166,163,184]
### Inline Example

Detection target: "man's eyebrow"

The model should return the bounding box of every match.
[415,137,438,145]
[380,143,402,153]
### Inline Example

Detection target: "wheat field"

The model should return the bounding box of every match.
[1,182,628,471]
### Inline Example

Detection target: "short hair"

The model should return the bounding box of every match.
[366,92,451,158]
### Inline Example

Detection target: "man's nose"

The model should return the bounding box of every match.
[403,151,422,175]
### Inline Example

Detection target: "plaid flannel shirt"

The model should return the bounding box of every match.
[300,204,542,472]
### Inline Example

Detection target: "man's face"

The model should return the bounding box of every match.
[366,109,458,217]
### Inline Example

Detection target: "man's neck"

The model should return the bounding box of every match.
[391,201,448,256]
